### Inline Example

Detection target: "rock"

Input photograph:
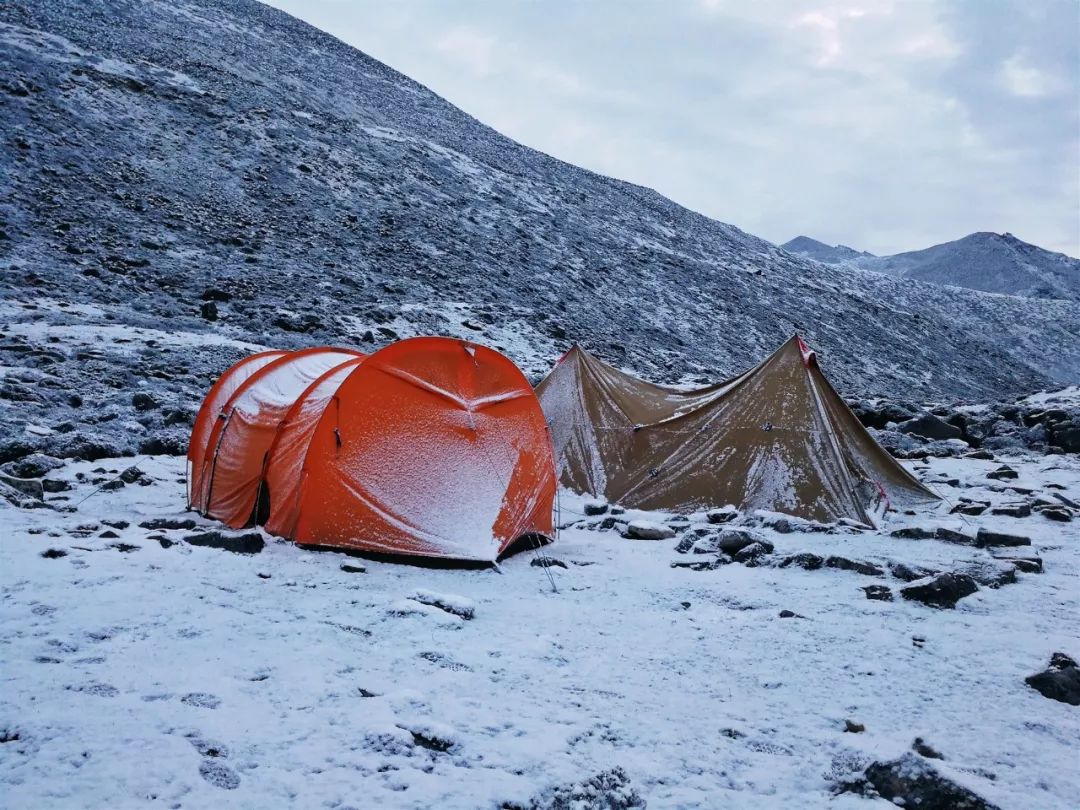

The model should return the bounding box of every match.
[975,529,1030,548]
[1037,506,1072,522]
[935,527,975,544]
[898,412,963,441]
[42,478,72,493]
[991,555,1042,573]
[200,301,218,321]
[989,502,1031,518]
[890,527,936,540]
[986,466,1018,480]
[951,502,988,516]
[890,562,939,582]
[825,556,884,576]
[0,453,64,478]
[732,541,771,565]
[184,531,264,554]
[862,585,893,601]
[912,738,944,759]
[960,561,1016,589]
[716,529,771,555]
[844,720,865,733]
[0,473,44,501]
[623,520,675,540]
[582,499,608,516]
[778,552,823,571]
[1025,653,1080,706]
[900,573,978,609]
[99,479,125,492]
[530,557,567,569]
[843,753,1001,809]
[131,392,158,411]
[778,609,804,618]
[705,506,739,524]
[962,449,995,460]
[41,548,68,559]
[340,563,366,573]
[139,518,197,530]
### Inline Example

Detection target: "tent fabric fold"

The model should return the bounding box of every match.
[536,335,938,526]
[187,337,556,562]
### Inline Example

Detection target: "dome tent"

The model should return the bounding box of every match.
[536,335,938,526]
[188,337,557,562]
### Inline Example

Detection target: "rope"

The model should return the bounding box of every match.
[71,457,150,509]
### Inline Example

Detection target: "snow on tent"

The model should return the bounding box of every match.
[187,337,557,562]
[536,335,938,526]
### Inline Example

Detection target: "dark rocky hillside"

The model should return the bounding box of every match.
[2,0,1079,461]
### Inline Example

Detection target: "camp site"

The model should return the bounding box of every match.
[2,1,1078,808]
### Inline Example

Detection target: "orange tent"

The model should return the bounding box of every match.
[187,337,556,562]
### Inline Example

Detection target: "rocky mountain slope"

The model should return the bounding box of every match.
[781,236,874,264]
[785,232,1080,302]
[2,0,1079,462]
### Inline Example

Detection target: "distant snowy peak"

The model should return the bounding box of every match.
[785,232,1080,302]
[781,236,874,263]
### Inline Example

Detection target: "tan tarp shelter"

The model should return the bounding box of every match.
[536,335,937,526]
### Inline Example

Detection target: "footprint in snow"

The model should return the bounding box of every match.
[418,651,471,671]
[199,759,240,789]
[181,692,221,709]
[68,682,118,697]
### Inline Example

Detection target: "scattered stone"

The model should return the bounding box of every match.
[98,530,120,539]
[623,520,675,540]
[1025,653,1080,706]
[989,502,1031,518]
[890,526,935,540]
[778,552,823,571]
[409,589,475,620]
[111,543,140,553]
[340,563,366,573]
[705,506,739,524]
[960,562,1016,589]
[991,555,1042,573]
[825,556,884,576]
[1,453,64,478]
[900,573,978,609]
[184,531,264,554]
[1037,506,1072,522]
[139,518,197,531]
[733,541,771,565]
[99,479,125,492]
[531,557,567,569]
[41,548,67,559]
[582,499,608,516]
[951,502,988,516]
[898,413,962,441]
[913,738,944,760]
[716,529,771,556]
[935,527,975,544]
[407,727,456,753]
[844,720,865,733]
[778,609,804,619]
[862,585,893,601]
[962,449,995,460]
[890,562,939,582]
[986,466,1018,481]
[0,473,44,500]
[841,752,1001,809]
[975,529,1030,548]
[131,392,158,411]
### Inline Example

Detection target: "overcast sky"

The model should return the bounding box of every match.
[265,0,1079,257]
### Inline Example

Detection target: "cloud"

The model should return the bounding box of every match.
[264,0,1079,256]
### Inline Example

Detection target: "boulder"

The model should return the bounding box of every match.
[975,529,1030,548]
[716,529,771,556]
[890,526,935,540]
[0,453,64,478]
[1036,506,1072,522]
[900,573,978,609]
[732,541,771,565]
[778,552,824,571]
[898,413,963,441]
[991,555,1042,574]
[1025,653,1080,706]
[862,585,893,601]
[890,562,939,582]
[986,466,1018,481]
[842,752,1001,809]
[825,556,884,576]
[959,561,1016,589]
[582,500,608,517]
[705,506,739,524]
[623,520,675,540]
[989,502,1031,518]
[935,527,975,544]
[0,473,43,501]
[951,502,988,516]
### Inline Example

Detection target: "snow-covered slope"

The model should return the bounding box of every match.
[785,232,1080,302]
[1,1,1079,455]
[2,451,1078,808]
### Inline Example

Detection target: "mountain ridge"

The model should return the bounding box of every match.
[784,231,1080,301]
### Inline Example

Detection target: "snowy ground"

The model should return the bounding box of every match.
[1,453,1078,809]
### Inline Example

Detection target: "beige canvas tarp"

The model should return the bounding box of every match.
[536,335,938,526]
